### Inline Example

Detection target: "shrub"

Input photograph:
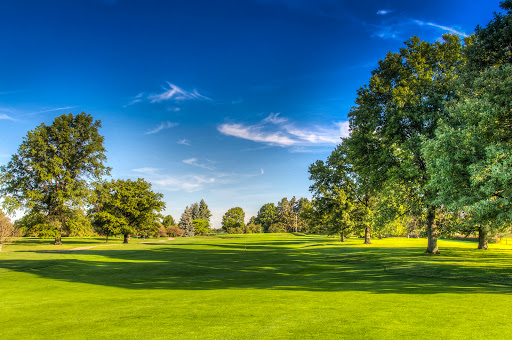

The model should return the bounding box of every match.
[157,226,167,237]
[268,223,286,233]
[245,222,262,234]
[166,226,185,237]
[226,226,245,234]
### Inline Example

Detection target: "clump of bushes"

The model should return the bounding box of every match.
[166,226,185,237]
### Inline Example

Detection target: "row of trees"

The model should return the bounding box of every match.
[220,197,312,234]
[309,1,512,252]
[0,112,179,244]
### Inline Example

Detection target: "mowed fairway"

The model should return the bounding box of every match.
[1,234,511,339]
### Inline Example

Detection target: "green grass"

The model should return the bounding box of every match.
[1,234,511,339]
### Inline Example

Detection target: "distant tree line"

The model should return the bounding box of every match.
[0,110,217,244]
[309,1,512,252]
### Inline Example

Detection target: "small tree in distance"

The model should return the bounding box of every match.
[0,210,17,252]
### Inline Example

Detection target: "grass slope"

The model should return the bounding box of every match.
[1,234,511,339]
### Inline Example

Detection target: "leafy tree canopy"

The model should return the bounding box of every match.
[0,112,110,244]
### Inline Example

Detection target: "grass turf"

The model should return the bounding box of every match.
[1,234,511,339]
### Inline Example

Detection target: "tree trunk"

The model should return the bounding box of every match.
[425,206,439,254]
[364,226,371,244]
[340,231,345,242]
[478,227,488,250]
[123,233,130,244]
[106,234,109,243]
[0,242,3,252]
[54,236,62,245]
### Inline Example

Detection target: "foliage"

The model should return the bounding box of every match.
[222,207,245,233]
[198,199,212,225]
[423,65,512,248]
[256,203,277,232]
[192,219,209,235]
[347,35,465,253]
[178,206,195,237]
[0,112,110,244]
[166,226,185,237]
[245,217,262,233]
[162,215,175,227]
[0,210,17,250]
[91,178,165,243]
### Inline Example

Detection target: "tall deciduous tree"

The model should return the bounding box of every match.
[348,35,465,253]
[0,112,110,245]
[91,178,165,243]
[222,207,245,234]
[256,203,277,232]
[424,65,512,249]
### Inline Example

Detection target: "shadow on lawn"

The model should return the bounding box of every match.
[1,240,511,294]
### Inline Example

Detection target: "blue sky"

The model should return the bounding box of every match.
[0,0,503,227]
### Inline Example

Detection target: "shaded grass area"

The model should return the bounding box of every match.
[1,234,512,339]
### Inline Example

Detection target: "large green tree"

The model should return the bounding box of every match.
[222,207,245,234]
[348,35,465,253]
[424,65,512,249]
[0,112,110,244]
[91,178,165,243]
[309,142,361,242]
[256,203,277,232]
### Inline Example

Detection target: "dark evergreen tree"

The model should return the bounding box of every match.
[199,199,212,225]
[190,202,200,221]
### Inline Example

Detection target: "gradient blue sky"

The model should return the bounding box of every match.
[0,0,503,227]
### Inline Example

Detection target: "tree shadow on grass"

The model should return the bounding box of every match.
[1,241,511,295]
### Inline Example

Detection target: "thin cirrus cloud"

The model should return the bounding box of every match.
[148,82,211,103]
[177,138,191,146]
[132,167,215,192]
[414,20,468,37]
[0,113,15,120]
[182,158,215,170]
[218,113,349,148]
[124,82,211,107]
[371,15,468,40]
[377,9,392,15]
[145,121,179,135]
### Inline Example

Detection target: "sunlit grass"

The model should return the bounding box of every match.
[1,234,511,339]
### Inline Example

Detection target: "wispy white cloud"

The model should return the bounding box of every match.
[218,113,348,148]
[261,168,264,175]
[377,9,392,15]
[124,83,211,107]
[177,139,191,146]
[371,18,468,40]
[145,121,179,135]
[263,112,287,124]
[123,93,144,107]
[131,167,216,192]
[182,158,215,170]
[132,167,161,176]
[219,123,297,146]
[153,175,216,192]
[0,114,15,121]
[414,20,468,37]
[148,82,211,103]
